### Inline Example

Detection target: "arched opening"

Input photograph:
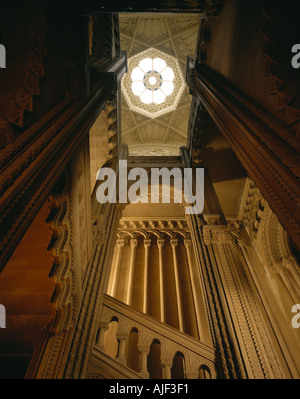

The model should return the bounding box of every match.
[198,364,211,379]
[126,328,139,372]
[147,339,162,379]
[171,352,185,379]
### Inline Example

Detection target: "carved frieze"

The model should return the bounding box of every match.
[203,225,233,245]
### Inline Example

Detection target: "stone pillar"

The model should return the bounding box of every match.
[202,221,280,379]
[137,344,150,378]
[188,213,247,379]
[170,239,184,332]
[157,239,165,323]
[126,239,138,306]
[116,332,128,365]
[143,239,151,314]
[108,238,124,297]
[95,321,109,351]
[161,357,172,379]
[184,239,206,341]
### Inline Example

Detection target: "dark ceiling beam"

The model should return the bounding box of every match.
[80,0,206,14]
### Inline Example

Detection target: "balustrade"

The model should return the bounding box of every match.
[94,294,216,379]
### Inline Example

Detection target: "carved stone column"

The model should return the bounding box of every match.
[63,201,123,379]
[143,239,151,314]
[170,239,184,332]
[116,332,128,365]
[188,213,247,379]
[126,238,138,306]
[108,238,124,297]
[161,357,172,379]
[137,344,150,378]
[184,238,208,342]
[157,239,166,323]
[202,220,285,379]
[95,322,109,351]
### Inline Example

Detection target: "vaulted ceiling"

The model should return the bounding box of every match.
[119,14,201,156]
[118,13,247,218]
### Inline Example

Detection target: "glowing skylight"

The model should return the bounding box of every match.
[130,57,175,105]
[122,47,185,119]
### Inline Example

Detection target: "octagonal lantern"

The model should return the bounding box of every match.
[121,48,185,119]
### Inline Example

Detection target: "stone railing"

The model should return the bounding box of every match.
[92,294,216,379]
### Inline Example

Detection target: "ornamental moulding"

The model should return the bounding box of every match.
[203,225,233,245]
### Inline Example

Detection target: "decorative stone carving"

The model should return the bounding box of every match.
[161,357,173,379]
[203,226,233,245]
[0,53,125,270]
[47,170,79,335]
[187,63,300,248]
[238,178,266,240]
[95,294,216,379]
[137,344,150,377]
[120,14,199,155]
[144,239,151,248]
[64,199,122,379]
[157,239,165,248]
[170,239,178,247]
[203,214,221,226]
[130,238,138,248]
[189,213,247,379]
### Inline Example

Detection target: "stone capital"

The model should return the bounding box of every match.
[273,261,285,274]
[98,321,109,331]
[184,239,192,248]
[116,332,128,341]
[282,256,296,270]
[137,344,150,354]
[130,238,138,248]
[170,239,178,247]
[161,357,173,368]
[144,239,151,248]
[157,239,165,248]
[116,239,125,248]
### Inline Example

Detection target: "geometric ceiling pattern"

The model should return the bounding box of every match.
[119,14,201,156]
[122,48,185,119]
